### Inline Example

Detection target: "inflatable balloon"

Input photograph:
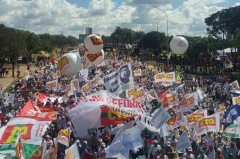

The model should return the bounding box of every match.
[57,53,81,76]
[170,36,189,54]
[79,43,84,50]
[84,50,105,65]
[84,34,103,53]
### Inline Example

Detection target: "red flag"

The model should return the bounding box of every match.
[37,93,49,103]
[30,143,47,159]
[51,57,55,65]
[18,100,40,116]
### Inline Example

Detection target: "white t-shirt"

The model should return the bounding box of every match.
[182,153,195,159]
[157,155,168,159]
[202,135,214,142]
[98,148,107,159]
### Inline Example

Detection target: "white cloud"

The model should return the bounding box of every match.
[0,0,236,38]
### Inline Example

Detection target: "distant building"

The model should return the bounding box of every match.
[79,27,93,42]
[86,27,92,35]
[79,34,86,43]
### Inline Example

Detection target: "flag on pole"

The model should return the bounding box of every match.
[151,107,171,129]
[176,131,191,151]
[30,143,47,159]
[15,133,23,159]
[225,124,240,138]
[22,137,42,159]
[224,105,240,123]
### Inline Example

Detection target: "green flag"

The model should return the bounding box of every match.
[22,137,42,159]
[225,124,240,138]
[0,143,17,159]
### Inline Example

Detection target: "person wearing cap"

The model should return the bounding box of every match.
[45,135,53,149]
[75,139,81,157]
[79,141,92,159]
[98,142,106,159]
[197,150,208,159]
[164,141,174,158]
[148,140,161,159]
[182,147,194,159]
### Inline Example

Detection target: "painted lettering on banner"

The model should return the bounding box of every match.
[187,113,204,123]
[58,56,69,71]
[198,117,216,128]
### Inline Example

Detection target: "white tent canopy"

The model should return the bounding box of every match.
[217,48,238,54]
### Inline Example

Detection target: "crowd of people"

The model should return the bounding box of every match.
[0,51,240,159]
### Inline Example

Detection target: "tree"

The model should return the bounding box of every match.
[142,31,167,51]
[205,5,240,39]
[25,33,42,60]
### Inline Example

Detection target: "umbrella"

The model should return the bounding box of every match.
[229,90,240,95]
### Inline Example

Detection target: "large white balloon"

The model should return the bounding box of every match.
[84,34,103,53]
[57,53,81,76]
[170,36,189,54]
[84,50,105,65]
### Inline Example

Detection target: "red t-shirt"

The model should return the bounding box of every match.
[146,138,155,147]
[0,115,4,123]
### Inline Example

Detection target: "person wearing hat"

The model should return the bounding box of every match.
[182,147,194,159]
[164,141,174,158]
[79,141,92,159]
[148,140,161,159]
[75,139,81,157]
[45,135,53,149]
[197,150,208,159]
[98,142,106,159]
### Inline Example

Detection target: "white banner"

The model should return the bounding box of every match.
[46,80,58,91]
[194,113,220,136]
[185,109,208,129]
[232,96,240,105]
[65,143,80,159]
[154,72,164,82]
[69,90,143,117]
[103,63,134,94]
[163,72,176,82]
[71,79,80,91]
[133,69,142,76]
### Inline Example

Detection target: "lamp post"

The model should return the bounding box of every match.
[153,6,169,70]
[153,6,169,52]
[132,20,143,51]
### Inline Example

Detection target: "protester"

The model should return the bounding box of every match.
[1,49,240,159]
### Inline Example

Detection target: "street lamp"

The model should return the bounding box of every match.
[132,20,143,51]
[153,6,169,53]
[153,6,169,71]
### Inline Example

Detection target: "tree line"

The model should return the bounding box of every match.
[105,5,240,70]
[0,5,239,73]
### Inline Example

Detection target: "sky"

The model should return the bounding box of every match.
[0,0,239,38]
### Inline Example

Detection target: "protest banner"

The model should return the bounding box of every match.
[103,63,134,94]
[194,113,220,136]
